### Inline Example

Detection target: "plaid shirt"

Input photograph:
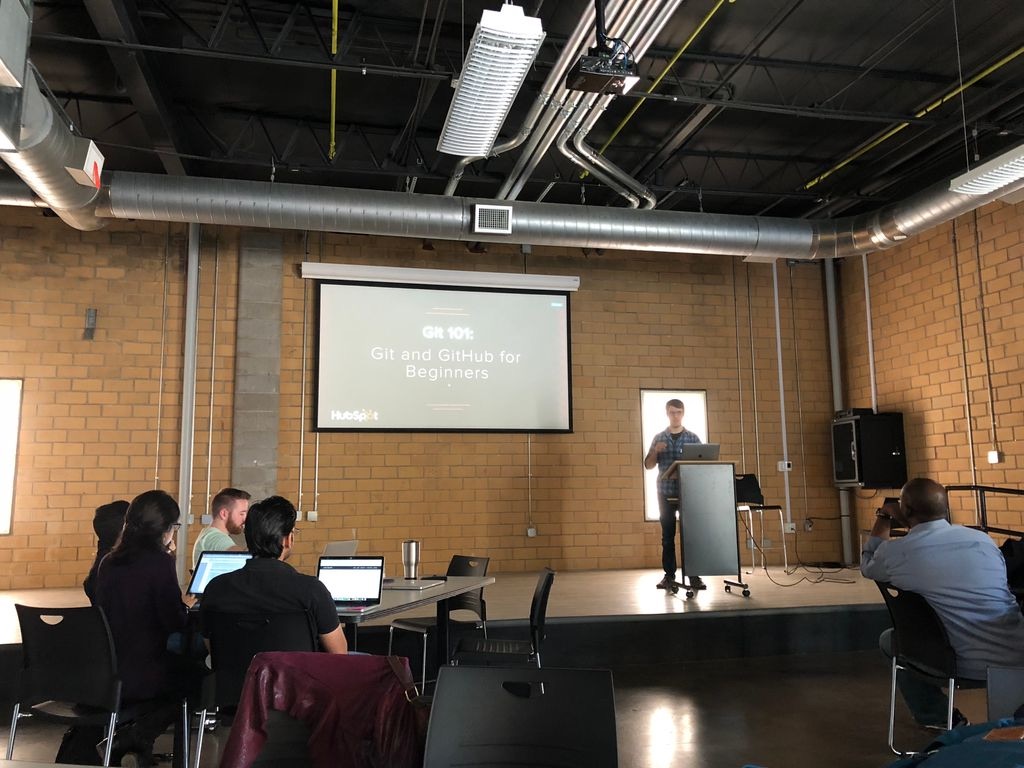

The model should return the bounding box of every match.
[650,428,702,497]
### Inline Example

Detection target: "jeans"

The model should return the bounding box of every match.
[658,494,681,578]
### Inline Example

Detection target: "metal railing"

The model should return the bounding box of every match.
[947,484,1024,537]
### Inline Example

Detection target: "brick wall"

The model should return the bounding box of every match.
[2,206,845,588]
[839,198,1024,537]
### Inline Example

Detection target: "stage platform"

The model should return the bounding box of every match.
[0,566,890,675]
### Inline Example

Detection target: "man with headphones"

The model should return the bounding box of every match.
[861,477,1024,728]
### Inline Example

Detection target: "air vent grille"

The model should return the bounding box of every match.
[473,204,513,235]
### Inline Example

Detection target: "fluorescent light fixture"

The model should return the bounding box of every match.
[0,379,23,535]
[301,262,579,291]
[436,4,545,157]
[950,142,1024,196]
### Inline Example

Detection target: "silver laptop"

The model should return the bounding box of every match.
[681,442,720,461]
[316,555,384,611]
[322,540,359,557]
[187,551,252,597]
[383,577,445,591]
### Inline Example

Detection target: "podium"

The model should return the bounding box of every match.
[659,460,749,598]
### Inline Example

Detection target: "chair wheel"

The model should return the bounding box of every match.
[685,589,695,599]
[742,589,751,597]
[669,584,679,594]
[724,585,732,593]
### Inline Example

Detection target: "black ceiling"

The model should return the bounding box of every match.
[22,0,1024,219]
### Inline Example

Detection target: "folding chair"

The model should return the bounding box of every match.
[7,604,135,766]
[876,581,980,755]
[424,665,616,768]
[453,568,554,668]
[192,611,318,768]
[388,554,490,688]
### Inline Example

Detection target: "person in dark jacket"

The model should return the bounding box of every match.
[95,489,198,767]
[83,499,129,605]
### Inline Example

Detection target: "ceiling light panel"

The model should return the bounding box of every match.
[436,4,545,157]
[949,142,1024,196]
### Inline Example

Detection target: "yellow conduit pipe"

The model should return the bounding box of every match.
[328,0,339,160]
[591,0,734,166]
[803,43,1024,190]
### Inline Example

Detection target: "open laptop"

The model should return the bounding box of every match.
[316,555,384,611]
[681,442,720,461]
[322,540,359,557]
[187,551,253,597]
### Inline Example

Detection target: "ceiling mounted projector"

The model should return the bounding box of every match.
[566,55,638,95]
[565,0,639,95]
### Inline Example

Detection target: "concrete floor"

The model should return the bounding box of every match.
[1,649,946,768]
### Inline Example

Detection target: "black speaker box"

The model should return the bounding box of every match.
[831,411,907,489]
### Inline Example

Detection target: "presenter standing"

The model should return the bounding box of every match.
[644,399,703,591]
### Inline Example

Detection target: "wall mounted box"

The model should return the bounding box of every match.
[831,411,907,489]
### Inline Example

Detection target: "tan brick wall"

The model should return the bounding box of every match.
[2,206,846,588]
[839,199,1024,540]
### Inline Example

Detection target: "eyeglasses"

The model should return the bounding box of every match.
[170,522,182,531]
[291,527,300,536]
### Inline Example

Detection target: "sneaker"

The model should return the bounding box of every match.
[922,709,969,732]
[656,575,674,590]
[688,576,707,590]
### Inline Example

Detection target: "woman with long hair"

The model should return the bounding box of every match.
[95,489,193,766]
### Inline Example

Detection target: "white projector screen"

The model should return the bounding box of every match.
[315,281,572,431]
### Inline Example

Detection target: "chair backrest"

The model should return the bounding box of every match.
[734,474,764,506]
[875,581,957,679]
[446,555,490,619]
[205,610,318,707]
[987,665,1024,720]
[424,665,616,768]
[15,603,122,712]
[529,568,556,654]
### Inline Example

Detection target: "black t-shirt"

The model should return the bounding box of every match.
[198,557,340,637]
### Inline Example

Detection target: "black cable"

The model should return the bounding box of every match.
[736,512,856,587]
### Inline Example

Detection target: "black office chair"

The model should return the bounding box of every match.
[192,611,318,768]
[6,604,131,766]
[735,473,788,572]
[387,554,490,689]
[453,568,555,668]
[424,665,617,768]
[875,581,979,755]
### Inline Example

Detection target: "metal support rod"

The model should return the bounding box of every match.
[825,257,854,565]
[175,223,201,582]
[770,261,792,525]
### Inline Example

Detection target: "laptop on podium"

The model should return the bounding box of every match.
[316,555,385,612]
[681,443,720,461]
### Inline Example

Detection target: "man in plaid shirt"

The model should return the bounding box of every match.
[644,399,704,591]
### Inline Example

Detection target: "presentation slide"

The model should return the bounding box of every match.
[316,281,572,431]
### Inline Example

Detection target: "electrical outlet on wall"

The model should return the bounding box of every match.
[783,522,796,534]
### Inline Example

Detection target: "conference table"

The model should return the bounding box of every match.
[339,575,494,669]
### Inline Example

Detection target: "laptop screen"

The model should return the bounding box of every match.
[187,551,252,596]
[321,540,359,557]
[316,556,385,609]
[681,443,720,461]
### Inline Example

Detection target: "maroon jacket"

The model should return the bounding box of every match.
[220,652,423,768]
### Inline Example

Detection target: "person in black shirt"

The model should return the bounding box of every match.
[199,495,347,654]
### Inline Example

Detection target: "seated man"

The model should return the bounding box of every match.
[192,487,251,567]
[199,495,347,653]
[861,477,1024,727]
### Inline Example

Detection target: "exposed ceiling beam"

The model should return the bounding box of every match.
[82,0,188,176]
